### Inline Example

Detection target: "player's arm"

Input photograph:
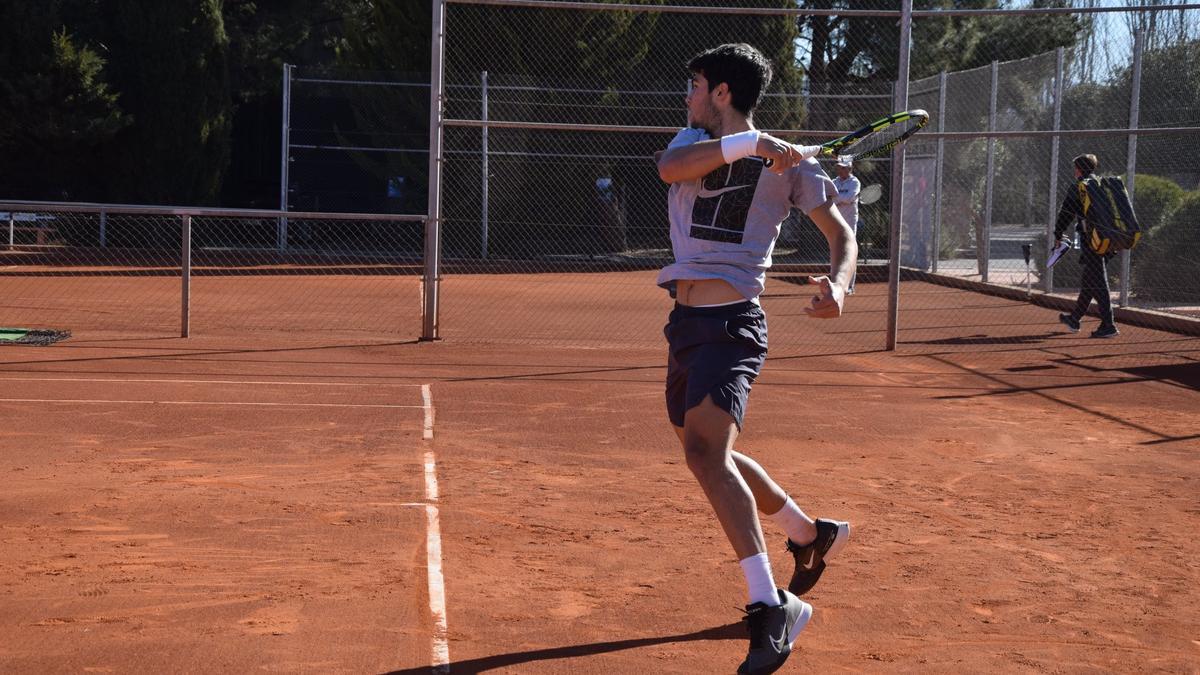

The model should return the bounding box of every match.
[657,132,802,184]
[1053,186,1081,242]
[803,201,858,318]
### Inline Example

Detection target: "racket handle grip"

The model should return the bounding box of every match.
[793,144,823,160]
[764,144,825,168]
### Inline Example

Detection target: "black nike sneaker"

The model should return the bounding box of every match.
[1058,313,1081,333]
[737,589,813,675]
[785,518,850,596]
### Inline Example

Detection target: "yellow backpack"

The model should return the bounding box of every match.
[1078,175,1142,255]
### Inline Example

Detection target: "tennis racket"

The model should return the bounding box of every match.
[1046,238,1072,268]
[766,109,930,167]
[859,184,882,205]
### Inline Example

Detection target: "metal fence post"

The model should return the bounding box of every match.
[1026,178,1034,228]
[983,60,998,284]
[181,214,191,338]
[932,71,946,274]
[99,210,107,247]
[886,0,912,351]
[1046,47,1064,293]
[482,70,489,260]
[423,0,446,341]
[1123,30,1143,307]
[278,63,293,252]
[6,212,12,250]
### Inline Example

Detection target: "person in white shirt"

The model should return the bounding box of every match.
[832,156,861,294]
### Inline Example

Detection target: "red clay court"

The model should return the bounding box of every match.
[2,273,1198,673]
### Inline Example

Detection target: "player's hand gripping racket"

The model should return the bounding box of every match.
[766,109,930,167]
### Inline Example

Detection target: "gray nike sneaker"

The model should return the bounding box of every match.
[786,518,850,596]
[737,589,813,675]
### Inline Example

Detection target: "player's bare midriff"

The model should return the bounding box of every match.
[675,278,748,307]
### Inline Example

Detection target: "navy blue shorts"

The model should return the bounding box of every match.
[664,301,768,430]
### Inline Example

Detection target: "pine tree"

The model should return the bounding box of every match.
[0,4,129,200]
[99,0,232,207]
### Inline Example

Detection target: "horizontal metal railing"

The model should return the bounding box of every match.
[1,200,431,339]
[0,200,424,222]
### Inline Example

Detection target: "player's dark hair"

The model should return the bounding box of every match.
[688,43,772,116]
[1073,153,1099,176]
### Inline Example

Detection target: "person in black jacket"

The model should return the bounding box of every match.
[1054,153,1119,339]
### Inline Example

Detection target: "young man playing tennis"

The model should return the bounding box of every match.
[656,43,855,674]
[1054,153,1119,339]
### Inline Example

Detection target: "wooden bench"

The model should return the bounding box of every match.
[4,214,58,247]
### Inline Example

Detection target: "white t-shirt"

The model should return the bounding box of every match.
[657,127,837,301]
[832,174,861,229]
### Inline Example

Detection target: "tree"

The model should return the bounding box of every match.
[914,0,1083,77]
[221,0,359,208]
[1121,0,1200,52]
[799,0,1082,129]
[0,2,237,208]
[1059,37,1200,188]
[1071,0,1200,79]
[224,0,355,104]
[0,4,129,200]
[331,0,432,216]
[1120,39,1200,188]
[98,0,232,207]
[332,0,674,253]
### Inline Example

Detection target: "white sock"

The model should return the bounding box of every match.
[739,552,781,607]
[769,497,816,545]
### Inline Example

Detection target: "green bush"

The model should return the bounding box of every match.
[1133,174,1186,235]
[1120,173,1185,284]
[1134,190,1200,302]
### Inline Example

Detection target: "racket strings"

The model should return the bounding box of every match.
[841,117,925,159]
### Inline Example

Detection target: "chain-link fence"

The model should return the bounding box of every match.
[286,66,433,216]
[410,1,1198,350]
[907,31,1200,328]
[7,2,1200,348]
[1,204,424,338]
[427,2,898,352]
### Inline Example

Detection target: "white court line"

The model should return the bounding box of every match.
[425,503,450,673]
[0,376,423,388]
[0,398,421,409]
[422,384,450,673]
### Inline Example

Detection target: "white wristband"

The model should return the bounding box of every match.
[720,130,760,164]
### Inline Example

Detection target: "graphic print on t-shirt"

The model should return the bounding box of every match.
[690,158,764,243]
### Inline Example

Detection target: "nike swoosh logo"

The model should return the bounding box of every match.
[800,549,818,571]
[697,184,750,199]
[771,631,789,653]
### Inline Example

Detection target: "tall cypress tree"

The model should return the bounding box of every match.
[100,0,232,206]
[221,0,357,207]
[0,3,129,201]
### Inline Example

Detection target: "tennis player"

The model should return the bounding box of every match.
[832,156,861,294]
[656,43,855,674]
